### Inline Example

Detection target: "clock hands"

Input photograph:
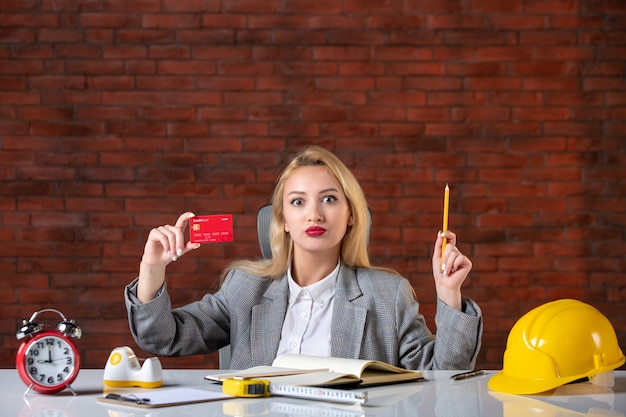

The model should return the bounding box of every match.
[36,349,53,364]
[37,357,68,363]
[36,348,67,364]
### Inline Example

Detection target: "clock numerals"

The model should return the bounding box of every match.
[25,337,75,386]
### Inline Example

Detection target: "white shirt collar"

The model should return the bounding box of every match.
[286,261,340,306]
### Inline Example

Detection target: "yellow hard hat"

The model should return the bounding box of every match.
[489,299,625,395]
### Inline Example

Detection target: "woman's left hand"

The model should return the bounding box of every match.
[431,230,472,311]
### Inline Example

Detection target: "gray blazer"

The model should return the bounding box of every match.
[125,264,482,370]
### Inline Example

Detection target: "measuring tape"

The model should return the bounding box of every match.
[222,378,367,404]
[223,378,270,397]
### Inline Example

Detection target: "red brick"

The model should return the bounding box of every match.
[158,60,217,75]
[404,0,461,13]
[447,62,504,76]
[427,15,484,30]
[280,0,338,13]
[162,0,218,12]
[584,76,626,91]
[524,76,580,91]
[0,28,36,43]
[544,122,602,136]
[551,16,605,29]
[210,122,267,137]
[12,44,54,59]
[388,62,445,77]
[405,77,462,91]
[31,121,104,136]
[489,15,546,29]
[80,13,141,28]
[535,46,595,61]
[447,30,511,46]
[312,46,369,60]
[142,14,202,28]
[425,122,483,137]
[177,29,235,44]
[103,45,147,59]
[452,107,510,121]
[37,28,84,43]
[426,92,485,106]
[475,46,533,61]
[520,31,578,46]
[0,76,25,90]
[486,122,541,136]
[465,77,522,90]
[138,108,195,122]
[376,77,403,91]
[513,107,568,121]
[0,91,39,104]
[373,47,431,62]
[66,60,125,74]
[86,29,114,43]
[318,17,374,31]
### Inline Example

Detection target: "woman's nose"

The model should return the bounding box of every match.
[308,204,323,222]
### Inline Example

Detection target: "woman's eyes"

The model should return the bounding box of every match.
[290,196,337,206]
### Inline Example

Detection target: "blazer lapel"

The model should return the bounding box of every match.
[250,277,288,365]
[330,265,367,358]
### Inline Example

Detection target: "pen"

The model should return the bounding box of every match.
[105,393,151,404]
[441,183,449,264]
[450,369,485,381]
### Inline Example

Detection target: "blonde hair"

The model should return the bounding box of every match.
[223,146,396,280]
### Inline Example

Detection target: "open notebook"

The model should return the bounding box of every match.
[206,354,423,388]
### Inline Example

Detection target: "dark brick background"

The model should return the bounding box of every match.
[1,0,624,371]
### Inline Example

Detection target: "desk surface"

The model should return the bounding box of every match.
[2,369,625,417]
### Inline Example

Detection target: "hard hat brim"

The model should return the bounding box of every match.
[488,370,584,395]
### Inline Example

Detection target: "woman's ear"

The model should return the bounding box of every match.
[347,213,354,227]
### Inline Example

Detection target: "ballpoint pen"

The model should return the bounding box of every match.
[450,369,485,381]
[105,393,151,405]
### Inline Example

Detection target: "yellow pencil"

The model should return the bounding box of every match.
[441,183,449,261]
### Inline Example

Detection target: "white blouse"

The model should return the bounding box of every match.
[276,262,340,357]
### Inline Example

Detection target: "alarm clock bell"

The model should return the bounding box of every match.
[103,346,163,388]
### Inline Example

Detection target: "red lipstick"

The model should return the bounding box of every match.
[305,226,326,236]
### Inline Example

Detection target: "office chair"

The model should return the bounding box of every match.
[218,204,371,369]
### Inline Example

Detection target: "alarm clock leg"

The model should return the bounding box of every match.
[22,384,34,398]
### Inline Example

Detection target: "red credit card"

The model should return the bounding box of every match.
[189,214,234,244]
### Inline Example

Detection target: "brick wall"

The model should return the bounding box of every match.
[1,0,624,371]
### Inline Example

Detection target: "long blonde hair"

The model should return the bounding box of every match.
[223,146,395,280]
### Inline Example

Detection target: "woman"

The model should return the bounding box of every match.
[125,146,482,370]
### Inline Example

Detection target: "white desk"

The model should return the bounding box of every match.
[2,369,625,417]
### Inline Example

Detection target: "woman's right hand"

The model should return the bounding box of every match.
[137,212,201,302]
[142,212,201,266]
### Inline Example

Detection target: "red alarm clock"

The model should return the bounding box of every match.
[15,308,82,395]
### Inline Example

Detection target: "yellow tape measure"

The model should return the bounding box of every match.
[222,378,368,404]
[222,378,270,397]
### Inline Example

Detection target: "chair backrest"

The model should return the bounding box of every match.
[218,204,372,368]
[256,203,372,260]
[256,204,273,259]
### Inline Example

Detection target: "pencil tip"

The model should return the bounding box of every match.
[445,183,449,188]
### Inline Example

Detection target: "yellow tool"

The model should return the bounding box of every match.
[222,378,270,397]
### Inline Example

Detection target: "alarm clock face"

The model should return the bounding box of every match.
[16,331,80,394]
